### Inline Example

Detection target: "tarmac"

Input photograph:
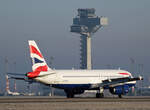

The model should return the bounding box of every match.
[0,96,150,110]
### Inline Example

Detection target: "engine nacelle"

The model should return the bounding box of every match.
[109,85,129,95]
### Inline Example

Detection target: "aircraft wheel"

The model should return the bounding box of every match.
[96,93,104,98]
[96,93,100,98]
[118,94,122,98]
[66,93,74,98]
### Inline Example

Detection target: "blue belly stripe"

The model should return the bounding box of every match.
[52,84,91,89]
[52,83,135,90]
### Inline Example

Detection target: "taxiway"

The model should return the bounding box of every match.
[0,96,150,110]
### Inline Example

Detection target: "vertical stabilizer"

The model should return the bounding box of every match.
[28,40,51,72]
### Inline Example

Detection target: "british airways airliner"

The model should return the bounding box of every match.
[8,40,143,98]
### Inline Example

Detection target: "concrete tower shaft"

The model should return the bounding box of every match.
[87,34,92,70]
[80,34,87,69]
[80,33,91,69]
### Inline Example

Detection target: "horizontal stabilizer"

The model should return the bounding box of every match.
[9,77,26,80]
[7,73,26,76]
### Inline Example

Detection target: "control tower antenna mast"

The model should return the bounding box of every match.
[70,8,108,69]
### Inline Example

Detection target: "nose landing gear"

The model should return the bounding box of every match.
[96,87,104,98]
[118,94,122,98]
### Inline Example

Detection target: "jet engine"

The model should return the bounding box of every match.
[109,85,129,95]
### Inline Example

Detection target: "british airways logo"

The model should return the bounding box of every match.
[30,45,43,58]
[34,58,44,64]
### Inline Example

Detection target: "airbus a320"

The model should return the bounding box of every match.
[8,40,143,98]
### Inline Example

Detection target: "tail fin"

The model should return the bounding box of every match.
[28,40,51,72]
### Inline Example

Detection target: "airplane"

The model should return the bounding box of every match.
[8,40,143,98]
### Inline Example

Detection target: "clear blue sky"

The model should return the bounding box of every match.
[0,0,150,92]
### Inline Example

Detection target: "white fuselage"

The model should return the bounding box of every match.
[35,69,135,86]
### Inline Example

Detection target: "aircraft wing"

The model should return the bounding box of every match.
[100,76,143,87]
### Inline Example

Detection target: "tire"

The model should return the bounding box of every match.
[118,94,122,98]
[96,93,104,98]
[66,93,74,98]
[96,93,100,98]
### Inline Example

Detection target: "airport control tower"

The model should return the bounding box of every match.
[70,8,108,69]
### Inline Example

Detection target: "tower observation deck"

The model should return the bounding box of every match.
[70,8,108,69]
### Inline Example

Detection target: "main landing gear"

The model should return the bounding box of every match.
[66,93,74,98]
[118,94,122,98]
[65,90,74,98]
[96,87,104,98]
[96,93,104,98]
